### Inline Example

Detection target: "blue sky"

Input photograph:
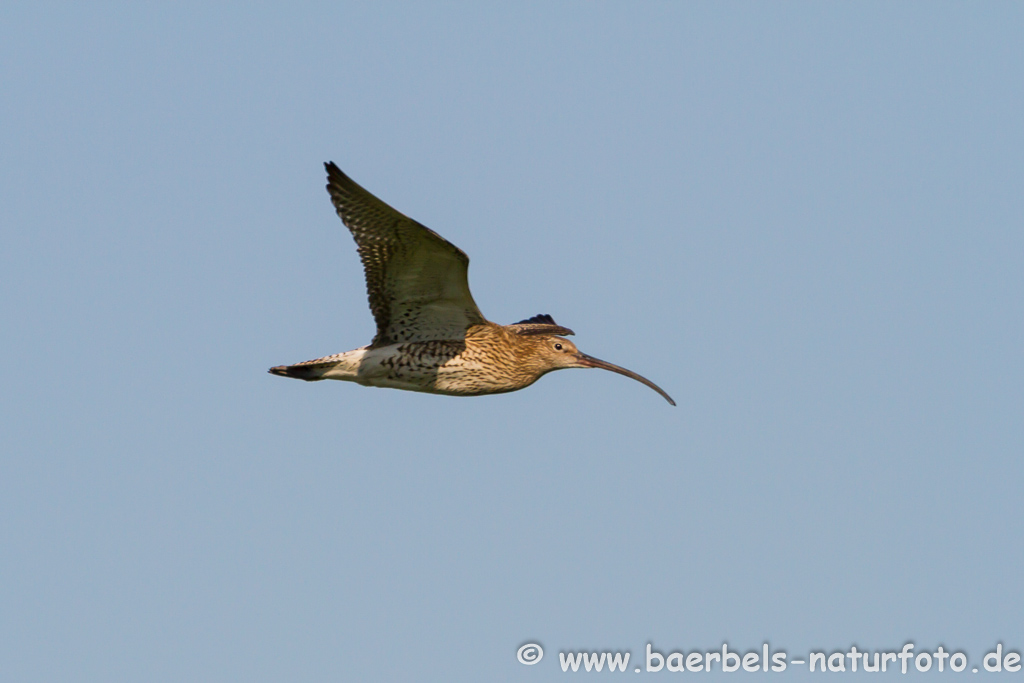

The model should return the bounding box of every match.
[2,3,1022,681]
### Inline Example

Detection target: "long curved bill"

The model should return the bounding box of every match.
[577,354,676,406]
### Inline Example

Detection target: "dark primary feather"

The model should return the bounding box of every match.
[324,162,486,346]
[514,313,559,326]
[508,313,574,337]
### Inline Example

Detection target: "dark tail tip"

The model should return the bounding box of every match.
[268,365,323,381]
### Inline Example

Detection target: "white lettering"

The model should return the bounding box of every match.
[898,643,915,673]
[846,646,860,672]
[645,643,664,672]
[722,644,740,672]
[985,644,1003,672]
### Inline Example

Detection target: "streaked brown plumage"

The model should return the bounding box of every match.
[269,163,675,406]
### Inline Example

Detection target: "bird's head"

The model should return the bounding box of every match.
[528,335,676,406]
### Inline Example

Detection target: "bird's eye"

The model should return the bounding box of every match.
[554,343,563,351]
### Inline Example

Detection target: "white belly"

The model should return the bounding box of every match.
[319,344,475,394]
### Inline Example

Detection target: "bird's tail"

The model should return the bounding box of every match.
[269,349,364,382]
[268,363,330,381]
[268,366,323,382]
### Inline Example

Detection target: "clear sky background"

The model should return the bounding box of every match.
[2,3,1022,681]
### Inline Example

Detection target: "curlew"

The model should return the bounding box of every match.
[269,163,675,406]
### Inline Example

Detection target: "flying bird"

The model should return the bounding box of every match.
[270,163,675,405]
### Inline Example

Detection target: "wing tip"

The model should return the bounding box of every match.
[325,160,344,183]
[325,161,361,200]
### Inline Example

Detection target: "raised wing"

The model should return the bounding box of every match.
[325,162,487,346]
[508,313,575,337]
